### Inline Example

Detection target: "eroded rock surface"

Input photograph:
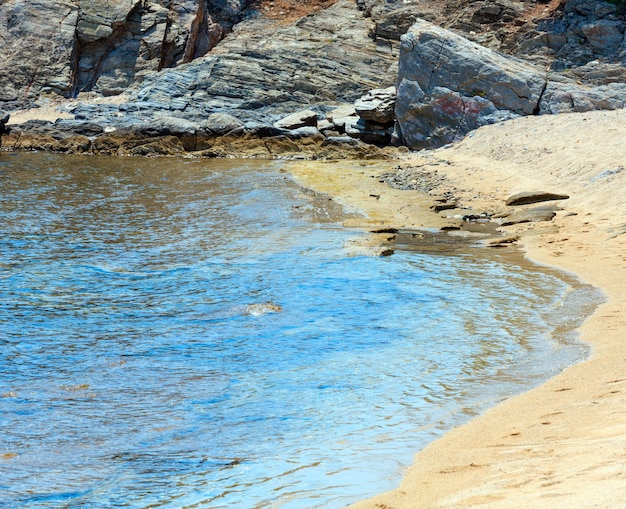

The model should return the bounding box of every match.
[394,19,626,150]
[1,0,626,157]
[0,0,249,104]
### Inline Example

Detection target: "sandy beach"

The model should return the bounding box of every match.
[288,108,626,508]
[4,100,625,506]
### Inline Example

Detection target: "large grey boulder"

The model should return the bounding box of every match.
[394,19,626,150]
[399,20,548,115]
[395,20,546,149]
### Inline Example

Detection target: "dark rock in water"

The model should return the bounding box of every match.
[505,191,570,206]
[370,228,399,234]
[499,207,557,226]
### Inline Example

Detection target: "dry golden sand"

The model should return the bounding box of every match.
[288,109,626,508]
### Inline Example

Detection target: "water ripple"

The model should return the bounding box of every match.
[0,153,601,509]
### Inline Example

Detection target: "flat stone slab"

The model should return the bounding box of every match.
[483,235,520,247]
[499,207,557,226]
[274,109,318,130]
[505,191,570,206]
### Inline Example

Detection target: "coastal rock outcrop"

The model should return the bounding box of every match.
[1,0,626,157]
[394,19,626,150]
[0,0,248,104]
[1,0,402,158]
[126,1,396,123]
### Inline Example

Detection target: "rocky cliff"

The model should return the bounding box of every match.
[0,0,249,104]
[1,0,625,157]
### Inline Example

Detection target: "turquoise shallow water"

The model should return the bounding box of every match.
[0,153,600,508]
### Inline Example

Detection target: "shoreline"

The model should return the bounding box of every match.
[288,109,626,507]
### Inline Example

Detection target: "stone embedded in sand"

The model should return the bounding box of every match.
[505,191,570,206]
[484,235,520,247]
[499,207,557,226]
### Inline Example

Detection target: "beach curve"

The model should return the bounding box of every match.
[288,108,626,508]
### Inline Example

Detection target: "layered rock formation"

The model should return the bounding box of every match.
[0,0,249,105]
[1,0,625,156]
[1,0,402,158]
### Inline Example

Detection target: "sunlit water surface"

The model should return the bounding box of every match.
[0,153,601,508]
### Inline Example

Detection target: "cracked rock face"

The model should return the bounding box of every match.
[395,20,546,150]
[0,0,249,104]
[128,1,397,123]
[0,0,78,103]
[394,19,626,150]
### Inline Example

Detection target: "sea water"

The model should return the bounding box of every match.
[0,153,601,508]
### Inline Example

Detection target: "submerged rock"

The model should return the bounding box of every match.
[243,302,282,316]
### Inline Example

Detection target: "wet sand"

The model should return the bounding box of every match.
[288,109,626,508]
